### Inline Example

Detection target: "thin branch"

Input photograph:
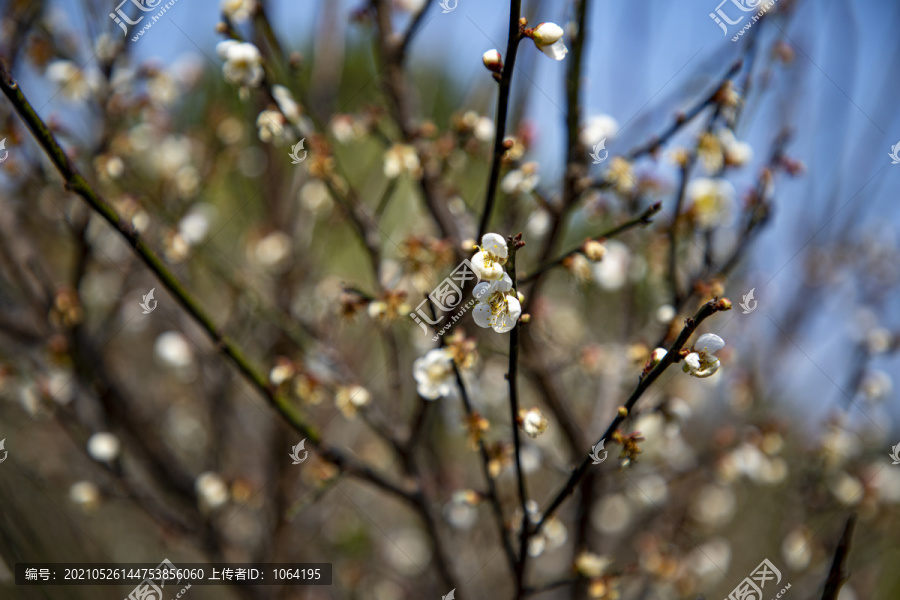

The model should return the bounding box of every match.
[477,0,523,239]
[821,514,858,600]
[531,297,731,536]
[518,202,661,285]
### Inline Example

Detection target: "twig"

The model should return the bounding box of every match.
[531,297,731,536]
[505,234,529,594]
[821,514,857,600]
[476,0,523,239]
[518,202,661,285]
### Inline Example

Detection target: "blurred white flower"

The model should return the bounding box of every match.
[87,432,120,463]
[592,240,629,291]
[222,0,256,23]
[196,471,229,510]
[719,129,753,167]
[591,493,632,534]
[580,114,619,147]
[781,527,812,570]
[627,474,668,507]
[413,348,455,400]
[828,473,863,506]
[474,116,494,142]
[860,370,891,401]
[154,331,194,368]
[383,144,420,179]
[336,385,371,418]
[686,177,735,228]
[471,233,508,281]
[518,407,549,438]
[473,273,521,333]
[46,60,101,101]
[574,552,612,578]
[394,0,426,12]
[531,22,568,60]
[251,231,293,272]
[683,333,724,378]
[690,484,735,527]
[178,205,214,245]
[272,84,301,123]
[656,304,676,323]
[256,109,291,145]
[217,41,264,87]
[69,481,101,510]
[501,163,540,195]
[865,327,893,354]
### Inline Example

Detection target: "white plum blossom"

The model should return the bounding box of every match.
[256,109,291,145]
[87,432,121,463]
[195,471,229,510]
[413,348,456,400]
[683,333,724,378]
[519,407,549,437]
[383,144,420,179]
[580,114,620,147]
[272,84,301,123]
[592,240,629,290]
[221,0,256,23]
[217,40,264,88]
[686,177,735,228]
[501,163,540,195]
[46,60,102,101]
[473,273,521,333]
[531,22,568,61]
[719,129,753,167]
[471,233,508,281]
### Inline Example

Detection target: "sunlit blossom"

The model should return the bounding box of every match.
[683,333,724,378]
[413,348,456,400]
[473,273,521,333]
[471,233,508,281]
[530,22,568,61]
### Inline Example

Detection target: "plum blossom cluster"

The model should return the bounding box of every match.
[470,234,522,334]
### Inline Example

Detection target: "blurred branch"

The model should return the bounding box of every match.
[0,60,417,507]
[821,514,858,600]
[477,0,523,239]
[518,201,661,285]
[531,297,732,537]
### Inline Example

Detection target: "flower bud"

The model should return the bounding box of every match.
[482,49,503,73]
[717,297,733,311]
[583,240,606,261]
[531,22,564,45]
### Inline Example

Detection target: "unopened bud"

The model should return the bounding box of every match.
[583,240,606,261]
[482,49,503,73]
[520,313,531,323]
[617,406,628,417]
[717,298,733,311]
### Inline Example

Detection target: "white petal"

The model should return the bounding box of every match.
[684,353,701,371]
[473,303,493,329]
[691,358,720,378]
[493,295,521,333]
[473,281,492,300]
[490,272,513,294]
[481,233,508,259]
[538,39,568,61]
[533,22,564,45]
[417,380,441,400]
[695,333,725,354]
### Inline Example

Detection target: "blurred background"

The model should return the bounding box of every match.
[0,0,899,598]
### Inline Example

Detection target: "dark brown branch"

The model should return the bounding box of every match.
[821,514,857,600]
[477,0,523,239]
